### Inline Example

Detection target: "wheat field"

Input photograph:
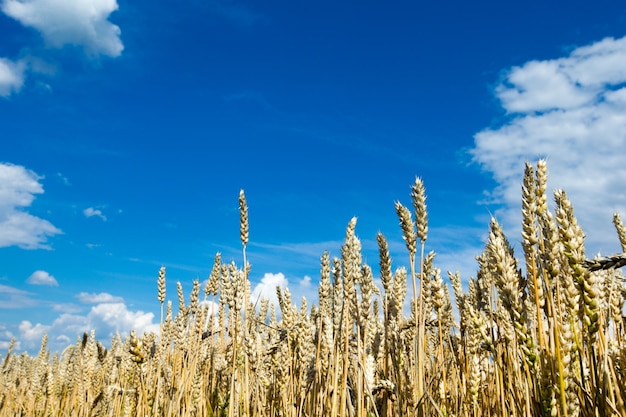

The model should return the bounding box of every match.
[1,160,625,417]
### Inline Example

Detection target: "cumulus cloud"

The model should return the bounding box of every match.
[299,275,312,288]
[76,292,123,304]
[250,271,316,311]
[251,272,289,307]
[471,35,626,255]
[0,0,123,96]
[18,320,50,346]
[87,302,157,338]
[0,58,25,97]
[1,0,123,57]
[495,36,626,113]
[0,163,61,249]
[16,299,158,353]
[83,207,107,221]
[27,270,58,286]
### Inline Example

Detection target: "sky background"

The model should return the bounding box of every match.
[2,0,626,353]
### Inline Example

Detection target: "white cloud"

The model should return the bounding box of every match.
[472,35,626,256]
[496,60,595,113]
[495,36,626,113]
[27,270,58,286]
[17,300,158,353]
[0,58,25,97]
[83,207,107,221]
[1,0,123,57]
[76,292,123,304]
[0,0,123,96]
[87,302,157,338]
[251,272,289,307]
[250,271,317,312]
[0,162,61,249]
[18,320,50,345]
[55,334,71,346]
[299,275,312,288]
[0,163,42,210]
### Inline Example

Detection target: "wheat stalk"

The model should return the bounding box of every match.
[3,163,626,417]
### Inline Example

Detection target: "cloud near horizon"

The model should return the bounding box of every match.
[16,298,158,353]
[471,35,626,256]
[251,272,288,308]
[0,288,158,353]
[250,272,315,310]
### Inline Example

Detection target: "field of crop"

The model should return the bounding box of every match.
[1,160,625,417]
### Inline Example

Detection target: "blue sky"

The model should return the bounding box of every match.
[2,0,626,353]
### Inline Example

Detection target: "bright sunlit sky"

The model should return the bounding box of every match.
[2,0,626,353]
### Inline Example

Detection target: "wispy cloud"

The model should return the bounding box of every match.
[0,284,37,309]
[471,35,626,255]
[0,163,61,249]
[251,240,347,262]
[76,292,123,304]
[51,303,83,314]
[83,207,107,221]
[210,0,262,27]
[27,270,58,286]
[383,227,487,284]
[223,90,284,117]
[56,173,71,186]
[248,240,345,288]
